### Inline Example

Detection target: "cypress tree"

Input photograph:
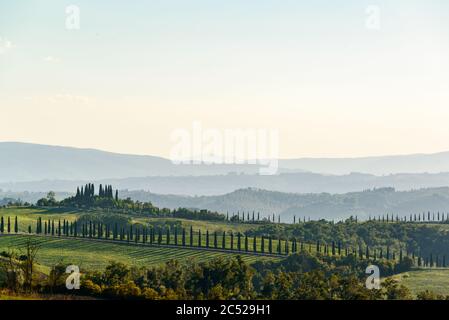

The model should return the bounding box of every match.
[7,217,10,233]
[182,228,186,246]
[44,221,47,235]
[261,236,265,253]
[158,228,162,244]
[174,227,178,245]
[0,216,3,233]
[198,229,202,247]
[113,223,118,240]
[206,230,209,248]
[58,220,61,236]
[230,232,234,250]
[245,234,248,251]
[285,239,289,255]
[28,225,31,233]
[166,227,170,245]
[277,238,282,254]
[14,216,18,233]
[214,231,218,248]
[268,237,272,254]
[237,233,241,251]
[222,231,226,249]
[253,236,257,252]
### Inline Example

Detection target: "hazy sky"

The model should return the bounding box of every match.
[1,0,449,158]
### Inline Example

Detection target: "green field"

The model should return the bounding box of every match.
[0,207,79,232]
[392,269,449,296]
[0,235,280,272]
[0,207,310,254]
[0,207,258,234]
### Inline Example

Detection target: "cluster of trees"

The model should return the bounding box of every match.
[248,219,449,263]
[35,185,227,222]
[36,191,58,207]
[62,184,118,207]
[73,184,118,202]
[0,253,421,300]
[0,239,40,293]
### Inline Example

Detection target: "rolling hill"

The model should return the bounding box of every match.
[3,142,449,185]
[121,187,449,221]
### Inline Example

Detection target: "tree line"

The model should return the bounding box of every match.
[2,215,446,268]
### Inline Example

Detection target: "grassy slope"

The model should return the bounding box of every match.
[0,235,279,272]
[0,207,79,231]
[0,207,259,234]
[392,269,449,296]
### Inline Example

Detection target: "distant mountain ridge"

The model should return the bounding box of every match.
[122,187,449,222]
[0,142,264,182]
[3,187,449,222]
[281,151,449,175]
[2,142,449,196]
[2,172,449,196]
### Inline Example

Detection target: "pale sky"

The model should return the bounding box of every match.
[1,0,449,158]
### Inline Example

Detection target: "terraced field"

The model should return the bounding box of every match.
[0,235,280,272]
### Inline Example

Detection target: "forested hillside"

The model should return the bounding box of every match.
[121,187,449,221]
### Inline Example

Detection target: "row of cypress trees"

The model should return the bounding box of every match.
[0,216,18,234]
[1,215,446,267]
[26,216,443,265]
